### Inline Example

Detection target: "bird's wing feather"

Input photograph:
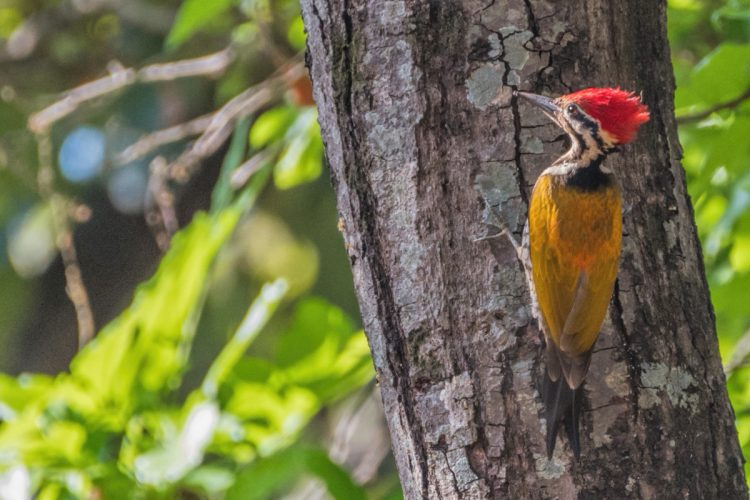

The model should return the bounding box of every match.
[529,175,621,388]
[559,256,619,356]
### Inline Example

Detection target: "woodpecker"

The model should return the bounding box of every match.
[516,88,649,458]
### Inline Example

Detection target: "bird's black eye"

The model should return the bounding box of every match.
[567,104,578,115]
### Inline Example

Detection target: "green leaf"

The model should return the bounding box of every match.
[0,373,53,419]
[730,234,750,272]
[712,5,750,42]
[181,465,236,494]
[70,208,243,408]
[712,271,750,353]
[212,118,252,213]
[274,298,354,367]
[274,109,324,190]
[704,174,750,258]
[132,401,220,486]
[201,280,289,399]
[226,446,366,500]
[166,0,236,49]
[274,297,373,403]
[225,379,319,455]
[676,43,750,110]
[249,106,298,150]
[287,16,307,51]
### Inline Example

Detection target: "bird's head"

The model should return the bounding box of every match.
[517,87,650,161]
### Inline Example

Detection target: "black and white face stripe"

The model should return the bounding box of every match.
[515,91,620,173]
[554,101,616,170]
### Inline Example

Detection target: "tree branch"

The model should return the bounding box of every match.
[676,87,750,125]
[35,132,95,349]
[114,114,215,166]
[27,48,235,133]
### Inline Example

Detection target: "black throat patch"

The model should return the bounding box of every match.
[564,157,613,191]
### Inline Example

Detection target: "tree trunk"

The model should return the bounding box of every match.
[301,0,746,498]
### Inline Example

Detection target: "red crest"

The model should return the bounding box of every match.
[563,88,650,144]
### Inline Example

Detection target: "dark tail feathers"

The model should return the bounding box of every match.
[543,372,583,459]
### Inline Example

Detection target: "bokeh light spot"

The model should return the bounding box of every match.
[59,126,106,183]
[7,204,57,278]
[107,164,148,214]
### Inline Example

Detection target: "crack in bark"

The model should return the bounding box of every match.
[510,95,530,204]
[442,449,461,495]
[521,0,539,37]
[611,280,641,420]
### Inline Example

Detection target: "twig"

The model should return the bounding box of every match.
[230,149,275,190]
[676,87,750,125]
[35,133,95,349]
[28,67,137,133]
[137,58,304,250]
[116,59,305,176]
[27,48,235,133]
[138,48,234,82]
[167,86,274,183]
[169,60,304,181]
[115,113,214,166]
[141,84,273,249]
[145,156,178,251]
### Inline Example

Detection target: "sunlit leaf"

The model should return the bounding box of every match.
[133,401,220,486]
[0,465,30,500]
[166,0,236,49]
[201,280,288,398]
[224,363,319,455]
[0,374,53,420]
[730,235,750,272]
[181,465,236,495]
[676,43,750,109]
[287,16,307,51]
[70,208,243,406]
[274,297,373,402]
[274,109,324,190]
[249,106,298,150]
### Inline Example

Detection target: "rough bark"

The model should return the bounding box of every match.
[301,0,746,498]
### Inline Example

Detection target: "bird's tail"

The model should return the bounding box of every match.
[543,371,583,459]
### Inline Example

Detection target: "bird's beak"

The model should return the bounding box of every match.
[515,91,561,117]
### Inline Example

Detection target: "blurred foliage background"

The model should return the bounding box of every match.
[0,0,748,498]
[0,0,397,498]
[669,0,750,480]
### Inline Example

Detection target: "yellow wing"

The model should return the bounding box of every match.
[529,174,621,387]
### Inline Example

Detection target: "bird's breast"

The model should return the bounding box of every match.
[530,173,621,270]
